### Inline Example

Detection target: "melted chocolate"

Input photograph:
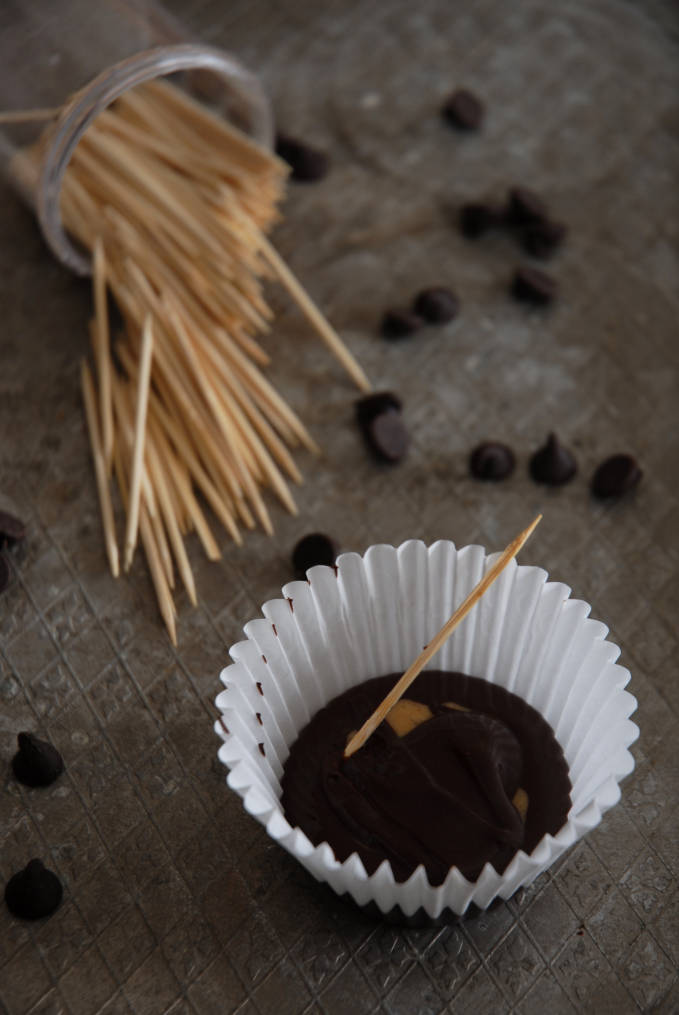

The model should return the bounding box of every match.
[281,671,571,885]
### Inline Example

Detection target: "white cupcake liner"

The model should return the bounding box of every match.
[214,540,639,919]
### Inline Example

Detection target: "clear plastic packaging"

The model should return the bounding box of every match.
[0,0,272,274]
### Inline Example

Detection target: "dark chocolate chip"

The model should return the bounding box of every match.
[366,410,410,463]
[529,433,577,486]
[355,391,402,426]
[380,309,423,340]
[275,133,329,182]
[12,732,64,788]
[459,202,502,238]
[591,454,642,498]
[520,220,567,259]
[292,533,338,577]
[506,187,549,226]
[469,442,516,481]
[511,266,557,306]
[441,89,484,130]
[0,554,9,594]
[5,859,63,920]
[0,510,26,547]
[412,287,459,324]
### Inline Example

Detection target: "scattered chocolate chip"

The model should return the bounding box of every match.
[459,202,502,238]
[413,287,459,324]
[365,409,410,463]
[5,859,63,920]
[355,391,402,427]
[529,433,577,486]
[520,220,567,259]
[380,309,423,340]
[511,266,557,306]
[0,510,26,548]
[292,533,338,577]
[275,133,329,182]
[12,732,64,788]
[506,187,549,226]
[469,442,516,481]
[441,89,484,130]
[591,454,642,498]
[0,554,9,594]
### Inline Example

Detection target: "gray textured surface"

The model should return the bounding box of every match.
[1,1,679,1012]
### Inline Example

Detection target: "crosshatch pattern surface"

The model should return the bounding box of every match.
[1,0,678,1012]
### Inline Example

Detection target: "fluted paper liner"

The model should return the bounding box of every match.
[215,540,639,918]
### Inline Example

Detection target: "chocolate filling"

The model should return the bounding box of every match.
[281,671,571,885]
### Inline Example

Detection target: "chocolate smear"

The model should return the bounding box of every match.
[529,433,577,486]
[591,454,642,499]
[12,732,64,788]
[5,859,63,920]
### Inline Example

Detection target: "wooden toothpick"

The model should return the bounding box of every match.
[123,314,154,571]
[344,515,542,759]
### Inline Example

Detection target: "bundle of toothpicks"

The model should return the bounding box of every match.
[36,79,370,643]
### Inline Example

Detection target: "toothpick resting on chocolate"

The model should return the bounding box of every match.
[343,515,542,758]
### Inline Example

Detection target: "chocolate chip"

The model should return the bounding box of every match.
[412,287,459,324]
[292,533,337,577]
[5,859,63,920]
[380,309,423,340]
[529,433,577,485]
[506,187,549,226]
[0,510,26,548]
[0,554,9,594]
[591,454,642,498]
[520,220,567,259]
[441,89,484,130]
[459,202,501,238]
[355,391,402,426]
[12,732,64,788]
[275,133,329,182]
[469,442,516,481]
[511,266,557,306]
[365,409,410,463]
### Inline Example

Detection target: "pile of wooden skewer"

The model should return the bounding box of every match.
[31,79,370,643]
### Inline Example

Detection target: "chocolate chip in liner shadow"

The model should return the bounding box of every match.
[591,454,642,498]
[511,266,557,306]
[0,509,26,547]
[365,410,410,463]
[12,732,64,788]
[441,89,484,130]
[413,287,459,324]
[274,133,330,182]
[5,859,63,920]
[469,442,516,481]
[355,391,402,427]
[292,533,338,578]
[380,309,423,340]
[529,433,577,486]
